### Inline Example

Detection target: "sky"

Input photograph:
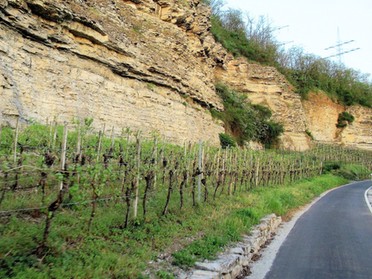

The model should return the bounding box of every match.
[224,0,372,80]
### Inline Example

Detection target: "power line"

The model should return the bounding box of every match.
[324,28,360,63]
[324,39,354,50]
[324,48,361,59]
[270,25,289,32]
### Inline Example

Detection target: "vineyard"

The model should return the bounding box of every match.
[0,120,371,278]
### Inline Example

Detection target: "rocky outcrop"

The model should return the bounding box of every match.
[0,0,370,150]
[0,0,223,144]
[302,92,344,142]
[340,106,372,150]
[303,92,372,150]
[215,57,312,151]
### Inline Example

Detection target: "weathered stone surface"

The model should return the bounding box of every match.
[230,264,244,279]
[215,57,311,151]
[195,254,240,273]
[188,270,220,279]
[303,92,344,142]
[229,246,245,256]
[1,0,370,150]
[187,214,282,279]
[303,92,372,150]
[339,106,372,150]
[0,0,224,145]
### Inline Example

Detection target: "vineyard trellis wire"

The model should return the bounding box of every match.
[0,120,371,255]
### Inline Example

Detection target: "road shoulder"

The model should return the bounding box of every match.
[245,182,357,279]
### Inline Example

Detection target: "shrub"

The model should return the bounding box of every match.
[336,112,355,128]
[257,121,284,148]
[219,133,236,149]
[214,83,284,147]
[210,11,278,65]
[323,162,341,173]
[305,129,314,140]
[323,162,369,180]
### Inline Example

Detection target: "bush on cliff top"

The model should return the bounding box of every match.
[207,0,372,108]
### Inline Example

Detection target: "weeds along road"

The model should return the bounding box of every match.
[255,180,372,279]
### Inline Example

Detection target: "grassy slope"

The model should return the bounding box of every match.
[1,174,348,278]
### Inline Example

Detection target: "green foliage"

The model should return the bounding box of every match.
[173,212,252,268]
[278,52,372,107]
[173,174,347,268]
[214,83,284,147]
[323,162,341,172]
[336,112,355,128]
[156,270,175,279]
[219,133,236,149]
[257,121,284,148]
[210,14,278,65]
[0,122,370,278]
[338,164,370,180]
[207,1,372,108]
[305,129,314,140]
[323,162,370,180]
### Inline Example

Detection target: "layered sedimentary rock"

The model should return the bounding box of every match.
[215,57,312,151]
[0,0,224,144]
[0,0,370,150]
[303,92,372,150]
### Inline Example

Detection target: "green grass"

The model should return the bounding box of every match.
[1,123,369,278]
[323,162,370,180]
[0,174,348,278]
[172,174,347,268]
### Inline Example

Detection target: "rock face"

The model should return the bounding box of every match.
[302,92,344,142]
[0,0,370,149]
[215,57,312,151]
[340,106,372,150]
[303,92,372,150]
[0,0,223,144]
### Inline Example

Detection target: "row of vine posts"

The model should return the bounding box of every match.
[0,119,371,256]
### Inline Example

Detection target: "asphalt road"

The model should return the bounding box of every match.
[264,181,372,279]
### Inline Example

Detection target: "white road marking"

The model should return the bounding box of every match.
[245,183,354,279]
[364,186,372,215]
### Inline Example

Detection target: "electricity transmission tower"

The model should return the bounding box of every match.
[324,28,360,63]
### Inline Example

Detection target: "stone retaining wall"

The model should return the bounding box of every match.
[183,214,282,279]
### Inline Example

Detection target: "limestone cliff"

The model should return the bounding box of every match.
[215,57,312,151]
[0,0,370,150]
[303,92,372,151]
[0,0,224,144]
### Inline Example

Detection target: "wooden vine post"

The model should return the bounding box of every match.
[255,157,260,188]
[133,135,141,219]
[153,137,158,189]
[52,120,58,151]
[88,124,105,232]
[59,125,68,191]
[38,123,68,256]
[197,140,203,203]
[13,117,19,166]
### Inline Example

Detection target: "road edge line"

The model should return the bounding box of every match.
[364,186,372,215]
[247,182,352,279]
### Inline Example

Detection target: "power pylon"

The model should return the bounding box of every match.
[324,28,360,63]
